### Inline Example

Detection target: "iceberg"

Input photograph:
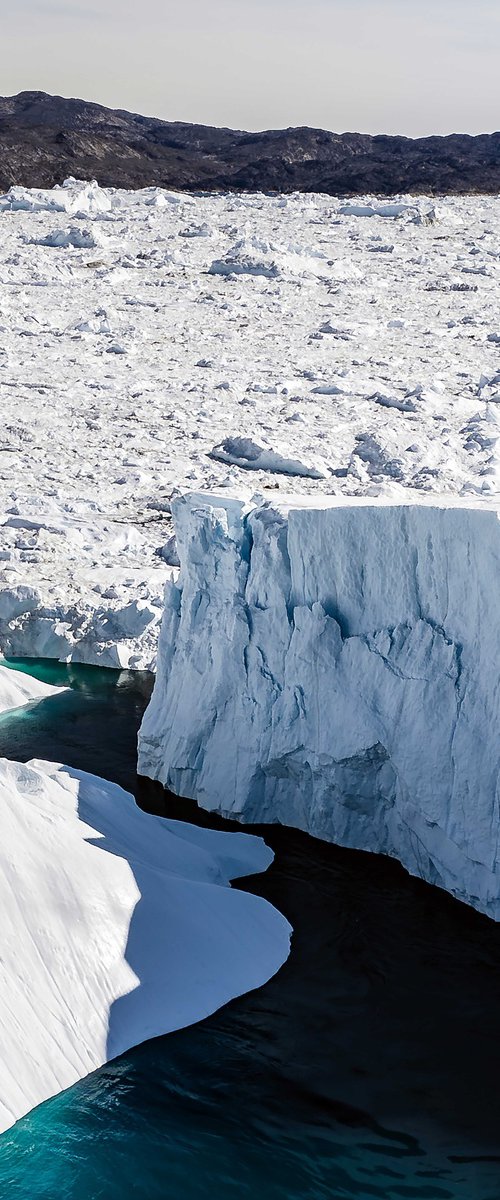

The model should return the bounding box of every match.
[0,661,65,713]
[139,491,500,920]
[0,757,290,1132]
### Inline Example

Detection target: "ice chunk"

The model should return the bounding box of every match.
[209,245,280,279]
[35,227,104,249]
[0,662,65,713]
[338,202,416,219]
[209,236,330,280]
[209,436,327,479]
[373,392,418,413]
[158,533,180,567]
[0,758,290,1132]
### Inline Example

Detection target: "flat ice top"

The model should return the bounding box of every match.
[184,488,500,515]
[1,181,500,664]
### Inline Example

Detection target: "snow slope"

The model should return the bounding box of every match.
[0,661,65,712]
[139,491,500,920]
[0,757,290,1132]
[1,182,500,665]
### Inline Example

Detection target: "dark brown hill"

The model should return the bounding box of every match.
[1,91,499,194]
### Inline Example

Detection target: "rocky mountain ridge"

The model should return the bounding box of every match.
[1,90,499,194]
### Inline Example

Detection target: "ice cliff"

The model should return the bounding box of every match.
[138,491,500,920]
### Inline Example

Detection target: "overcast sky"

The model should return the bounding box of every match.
[2,0,499,136]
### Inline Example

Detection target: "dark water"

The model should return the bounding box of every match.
[0,660,499,1199]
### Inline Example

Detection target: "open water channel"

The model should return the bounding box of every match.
[0,661,498,1199]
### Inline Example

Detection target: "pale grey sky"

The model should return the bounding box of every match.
[2,0,499,135]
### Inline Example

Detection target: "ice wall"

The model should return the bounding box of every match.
[138,492,500,920]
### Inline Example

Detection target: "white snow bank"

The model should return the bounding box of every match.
[0,662,65,713]
[209,437,327,479]
[0,758,290,1132]
[139,491,500,920]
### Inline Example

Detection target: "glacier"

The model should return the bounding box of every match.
[0,755,290,1132]
[138,491,500,920]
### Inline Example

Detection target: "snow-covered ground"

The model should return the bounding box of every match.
[0,751,290,1132]
[1,180,499,666]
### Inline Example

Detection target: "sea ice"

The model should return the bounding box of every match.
[0,183,499,665]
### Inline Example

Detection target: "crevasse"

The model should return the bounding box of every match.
[138,492,500,919]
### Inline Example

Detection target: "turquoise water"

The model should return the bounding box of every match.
[0,661,499,1198]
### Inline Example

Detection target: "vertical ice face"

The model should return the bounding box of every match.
[138,492,500,920]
